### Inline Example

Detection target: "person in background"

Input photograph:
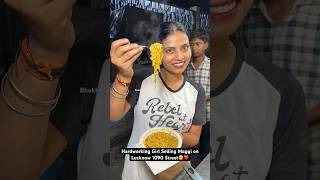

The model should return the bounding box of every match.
[185,30,210,166]
[211,0,308,179]
[235,0,320,179]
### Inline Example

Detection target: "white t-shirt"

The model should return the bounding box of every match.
[212,42,308,179]
[122,69,206,180]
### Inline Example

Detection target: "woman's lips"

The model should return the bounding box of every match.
[211,0,239,20]
[173,61,185,68]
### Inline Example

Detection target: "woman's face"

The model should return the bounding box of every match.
[161,31,191,75]
[210,0,253,39]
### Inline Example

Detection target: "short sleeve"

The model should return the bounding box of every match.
[192,84,206,125]
[266,77,308,180]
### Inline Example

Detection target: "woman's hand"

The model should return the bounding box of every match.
[4,0,76,63]
[110,39,143,81]
[1,1,77,178]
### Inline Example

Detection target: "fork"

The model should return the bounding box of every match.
[139,45,149,49]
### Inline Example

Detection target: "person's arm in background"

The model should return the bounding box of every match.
[0,0,75,179]
[266,79,308,180]
[109,39,143,121]
[308,103,320,126]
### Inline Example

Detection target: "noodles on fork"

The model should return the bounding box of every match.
[149,43,163,87]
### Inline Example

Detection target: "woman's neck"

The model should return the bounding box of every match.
[210,37,236,91]
[160,68,184,90]
[211,38,233,60]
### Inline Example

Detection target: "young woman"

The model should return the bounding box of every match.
[211,0,308,179]
[110,21,206,179]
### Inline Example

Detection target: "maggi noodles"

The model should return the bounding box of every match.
[149,43,163,87]
[144,131,178,148]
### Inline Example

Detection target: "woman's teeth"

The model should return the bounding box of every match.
[173,62,184,68]
[211,1,236,14]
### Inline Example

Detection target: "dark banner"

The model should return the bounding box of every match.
[110,0,210,39]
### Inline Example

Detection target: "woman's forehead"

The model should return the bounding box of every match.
[162,31,189,47]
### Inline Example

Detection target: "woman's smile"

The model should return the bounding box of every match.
[172,60,186,69]
[211,0,240,21]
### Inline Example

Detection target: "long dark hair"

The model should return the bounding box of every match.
[159,21,189,42]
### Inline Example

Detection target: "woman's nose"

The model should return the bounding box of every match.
[175,50,184,60]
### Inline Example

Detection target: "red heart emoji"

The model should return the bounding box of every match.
[183,155,189,160]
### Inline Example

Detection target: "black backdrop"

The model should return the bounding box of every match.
[0,1,108,179]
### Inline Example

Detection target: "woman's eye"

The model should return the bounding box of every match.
[165,49,174,54]
[182,45,190,51]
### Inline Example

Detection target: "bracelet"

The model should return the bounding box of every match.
[19,52,56,81]
[112,83,129,96]
[20,37,67,81]
[1,72,60,117]
[116,74,130,87]
[2,78,59,117]
[6,64,61,108]
[110,82,128,99]
[110,89,126,99]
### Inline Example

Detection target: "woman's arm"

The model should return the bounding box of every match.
[0,0,74,178]
[182,125,203,147]
[109,39,143,121]
[109,74,132,121]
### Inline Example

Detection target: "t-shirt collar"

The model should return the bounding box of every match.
[254,0,313,24]
[211,41,243,97]
[191,56,209,70]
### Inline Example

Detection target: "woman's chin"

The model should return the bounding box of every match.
[163,66,186,75]
[173,68,187,75]
[211,22,239,39]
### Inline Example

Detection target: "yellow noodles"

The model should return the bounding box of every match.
[144,132,178,148]
[149,43,163,87]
